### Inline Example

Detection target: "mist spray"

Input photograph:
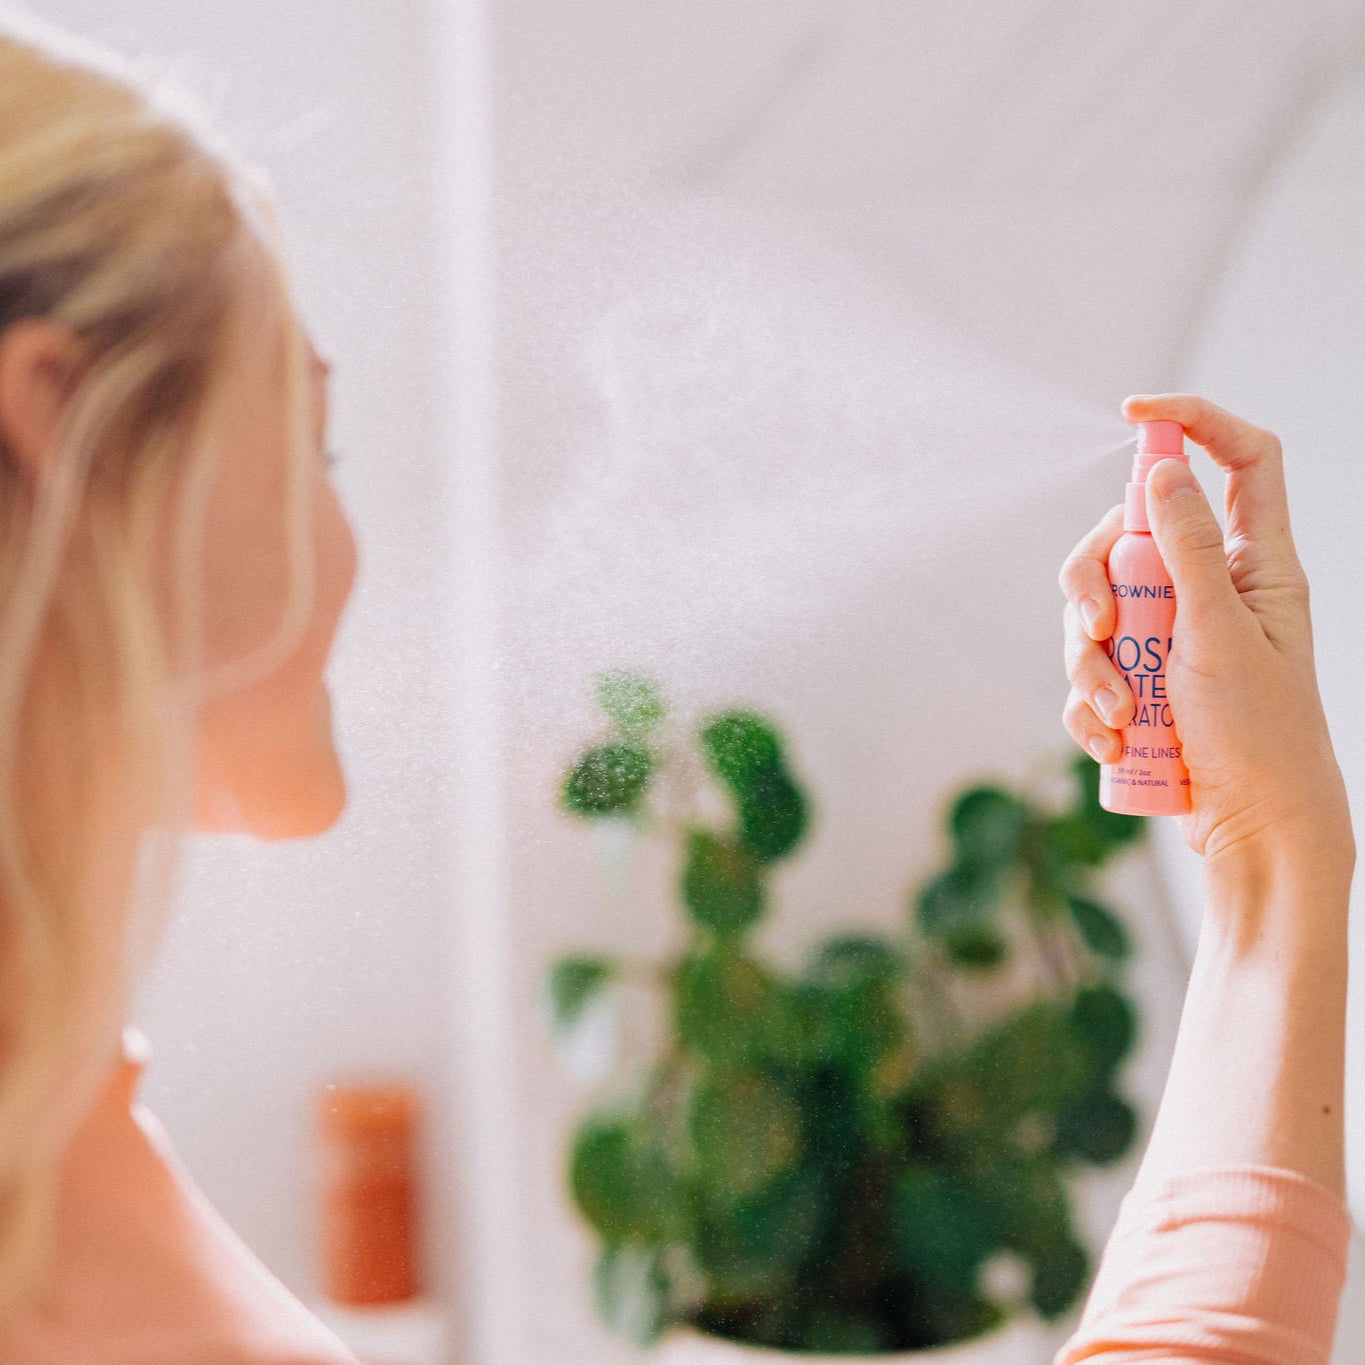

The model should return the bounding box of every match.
[1098,420,1192,816]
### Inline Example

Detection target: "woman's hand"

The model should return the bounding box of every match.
[1059,393,1354,868]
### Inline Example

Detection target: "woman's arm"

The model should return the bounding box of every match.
[1061,391,1357,1194]
[1054,834,1355,1365]
[1138,824,1352,1201]
[1056,393,1357,1364]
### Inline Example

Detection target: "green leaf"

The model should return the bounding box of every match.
[798,1309,891,1354]
[1070,984,1137,1079]
[1028,1236,1090,1318]
[689,1067,802,1200]
[824,977,910,1081]
[912,1295,1007,1351]
[795,1066,865,1164]
[1054,1089,1137,1165]
[736,765,808,862]
[800,951,917,1099]
[674,947,786,1063]
[891,1167,996,1294]
[699,712,784,782]
[966,1002,1092,1126]
[570,1117,679,1243]
[802,954,917,1092]
[680,829,765,937]
[694,1167,828,1302]
[1067,895,1130,961]
[1036,812,1109,871]
[775,980,837,1066]
[561,743,653,816]
[808,935,902,989]
[975,1155,1072,1257]
[1071,751,1145,848]
[802,945,912,1082]
[916,860,997,935]
[943,924,1009,970]
[699,712,809,862]
[594,1244,670,1346]
[595,671,665,735]
[950,786,1030,870]
[547,955,616,1035]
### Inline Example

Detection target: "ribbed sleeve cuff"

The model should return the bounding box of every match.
[1055,1165,1353,1365]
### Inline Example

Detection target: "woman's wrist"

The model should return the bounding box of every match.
[1203,808,1356,916]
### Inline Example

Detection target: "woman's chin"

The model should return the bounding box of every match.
[191,753,349,841]
[254,762,349,841]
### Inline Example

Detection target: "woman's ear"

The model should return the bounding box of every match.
[0,317,86,480]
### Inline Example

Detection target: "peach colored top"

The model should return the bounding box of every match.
[1055,1164,1353,1365]
[0,1025,361,1365]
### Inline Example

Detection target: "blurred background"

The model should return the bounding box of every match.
[21,2,1365,1363]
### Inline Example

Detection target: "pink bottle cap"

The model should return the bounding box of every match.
[1136,420,1184,456]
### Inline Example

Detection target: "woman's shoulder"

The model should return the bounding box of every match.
[0,1025,361,1365]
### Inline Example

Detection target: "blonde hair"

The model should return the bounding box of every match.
[0,15,318,1313]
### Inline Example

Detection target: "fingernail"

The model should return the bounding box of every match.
[1079,597,1101,636]
[1095,686,1120,724]
[1088,735,1109,762]
[1154,461,1197,501]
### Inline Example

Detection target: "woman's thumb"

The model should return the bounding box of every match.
[1145,458,1241,629]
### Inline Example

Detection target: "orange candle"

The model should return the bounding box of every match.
[317,1081,423,1306]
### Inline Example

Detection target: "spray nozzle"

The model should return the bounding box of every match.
[1131,419,1188,482]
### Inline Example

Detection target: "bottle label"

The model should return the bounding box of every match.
[1100,572,1192,814]
[1106,633,1175,733]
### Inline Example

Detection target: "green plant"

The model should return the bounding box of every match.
[548,672,1146,1354]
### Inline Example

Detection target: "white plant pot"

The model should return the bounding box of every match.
[655,1315,1060,1365]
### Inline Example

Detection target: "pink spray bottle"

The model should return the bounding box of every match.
[1098,419,1193,816]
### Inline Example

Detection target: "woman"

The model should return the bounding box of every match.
[0,16,1352,1365]
[0,17,362,1365]
[1055,392,1355,1363]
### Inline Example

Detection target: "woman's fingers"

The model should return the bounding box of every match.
[1057,502,1126,640]
[1121,393,1304,588]
[1058,504,1133,763]
[1143,456,1247,640]
[1063,598,1133,729]
[1064,685,1121,764]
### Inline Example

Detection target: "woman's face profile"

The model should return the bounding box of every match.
[185,239,359,841]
